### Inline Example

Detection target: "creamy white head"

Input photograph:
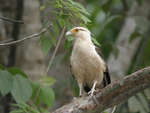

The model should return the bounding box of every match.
[66,27,91,41]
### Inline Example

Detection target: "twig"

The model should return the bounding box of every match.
[0,16,25,24]
[111,106,116,113]
[0,24,52,46]
[0,38,14,44]
[33,26,66,102]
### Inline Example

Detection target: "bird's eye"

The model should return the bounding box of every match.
[76,29,78,32]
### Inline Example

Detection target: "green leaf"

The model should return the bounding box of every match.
[53,4,61,8]
[59,10,63,17]
[10,110,24,113]
[66,22,73,31]
[11,74,33,103]
[54,13,59,20]
[7,67,27,78]
[80,14,91,24]
[0,64,5,70]
[129,32,142,43]
[41,38,51,55]
[69,16,75,24]
[38,76,57,86]
[58,18,65,28]
[40,4,46,11]
[49,30,57,47]
[56,1,62,8]
[64,40,72,50]
[103,111,108,113]
[31,82,55,108]
[91,37,101,46]
[41,12,50,18]
[0,69,13,97]
[61,14,69,21]
[51,20,59,36]
[40,20,49,30]
[37,32,46,44]
[65,36,74,42]
[46,1,56,5]
[68,0,90,16]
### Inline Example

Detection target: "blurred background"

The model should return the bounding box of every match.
[0,0,150,113]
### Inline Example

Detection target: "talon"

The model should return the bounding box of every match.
[86,91,91,96]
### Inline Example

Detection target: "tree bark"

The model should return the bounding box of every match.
[51,66,150,113]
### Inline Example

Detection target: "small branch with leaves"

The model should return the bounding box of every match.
[52,67,150,113]
[33,26,66,102]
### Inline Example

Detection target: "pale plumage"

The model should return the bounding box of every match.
[66,27,111,98]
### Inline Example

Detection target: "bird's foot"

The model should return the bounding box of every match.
[79,95,82,97]
[86,89,96,96]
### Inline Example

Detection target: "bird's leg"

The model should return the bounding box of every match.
[90,81,97,99]
[79,84,82,97]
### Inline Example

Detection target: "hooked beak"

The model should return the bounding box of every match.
[66,31,72,36]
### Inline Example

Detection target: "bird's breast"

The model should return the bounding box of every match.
[70,41,106,88]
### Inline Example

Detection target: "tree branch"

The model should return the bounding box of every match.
[52,67,150,113]
[0,24,52,46]
[0,16,25,24]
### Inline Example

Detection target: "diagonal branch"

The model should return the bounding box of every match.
[0,24,52,46]
[0,16,25,24]
[52,66,150,113]
[33,26,66,102]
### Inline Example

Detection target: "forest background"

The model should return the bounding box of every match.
[0,0,150,113]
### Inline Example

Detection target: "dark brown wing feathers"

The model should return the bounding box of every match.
[95,47,111,86]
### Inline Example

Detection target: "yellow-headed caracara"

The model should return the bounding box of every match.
[66,27,111,98]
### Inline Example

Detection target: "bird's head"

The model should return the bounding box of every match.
[66,27,91,41]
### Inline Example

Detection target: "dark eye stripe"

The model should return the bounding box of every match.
[78,29,86,31]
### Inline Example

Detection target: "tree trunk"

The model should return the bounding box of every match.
[15,0,46,81]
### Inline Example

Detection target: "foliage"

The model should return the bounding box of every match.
[38,0,100,55]
[10,101,49,113]
[0,65,56,112]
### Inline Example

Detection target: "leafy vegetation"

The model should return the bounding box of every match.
[0,65,56,112]
[38,0,100,56]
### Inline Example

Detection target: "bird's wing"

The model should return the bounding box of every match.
[95,47,111,86]
[70,64,75,79]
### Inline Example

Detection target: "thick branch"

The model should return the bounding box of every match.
[0,16,25,24]
[52,67,150,113]
[0,24,52,46]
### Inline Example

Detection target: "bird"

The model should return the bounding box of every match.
[66,27,111,98]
